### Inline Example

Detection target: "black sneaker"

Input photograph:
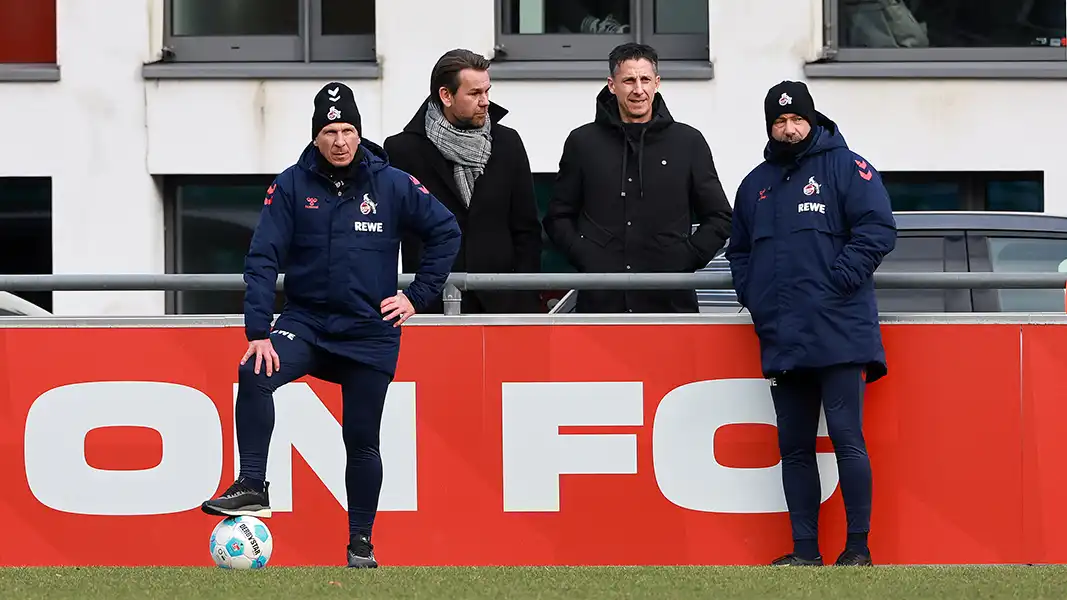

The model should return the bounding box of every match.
[346,534,378,569]
[201,479,271,518]
[771,553,823,566]
[834,548,873,566]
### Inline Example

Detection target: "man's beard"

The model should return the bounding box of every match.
[451,114,484,130]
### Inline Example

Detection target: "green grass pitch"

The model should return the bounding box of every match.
[1,565,1066,599]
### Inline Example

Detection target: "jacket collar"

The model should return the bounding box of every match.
[593,85,674,133]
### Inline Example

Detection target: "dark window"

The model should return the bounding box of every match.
[0,177,52,313]
[883,181,962,211]
[987,180,1044,212]
[652,0,707,34]
[496,0,708,62]
[883,171,1044,212]
[830,0,1066,61]
[986,236,1067,312]
[320,0,374,35]
[0,0,56,63]
[874,236,951,312]
[167,176,285,315]
[532,173,577,309]
[172,0,299,36]
[643,0,709,59]
[312,0,376,61]
[532,173,575,273]
[164,0,375,63]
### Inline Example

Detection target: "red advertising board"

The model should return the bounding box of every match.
[0,321,1061,566]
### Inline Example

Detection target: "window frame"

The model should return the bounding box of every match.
[641,0,710,61]
[309,0,377,62]
[823,0,1067,63]
[495,0,637,62]
[494,0,708,63]
[162,0,376,63]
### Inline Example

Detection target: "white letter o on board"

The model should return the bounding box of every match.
[24,381,222,516]
[652,378,839,513]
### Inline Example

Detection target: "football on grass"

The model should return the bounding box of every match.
[209,516,273,569]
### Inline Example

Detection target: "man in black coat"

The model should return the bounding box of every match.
[543,42,733,313]
[385,49,543,314]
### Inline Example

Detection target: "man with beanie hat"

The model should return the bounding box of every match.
[201,81,461,569]
[725,81,897,567]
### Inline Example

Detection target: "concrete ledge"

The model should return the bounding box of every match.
[489,60,713,80]
[0,312,1063,328]
[805,61,1067,79]
[141,61,381,80]
[0,64,60,82]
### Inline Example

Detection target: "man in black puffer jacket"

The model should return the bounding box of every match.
[543,42,733,313]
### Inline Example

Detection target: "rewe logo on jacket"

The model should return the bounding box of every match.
[798,202,826,214]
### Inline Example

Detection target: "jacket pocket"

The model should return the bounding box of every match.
[650,232,700,273]
[577,216,614,247]
[574,217,616,271]
[744,220,774,293]
[285,233,329,303]
[788,220,848,297]
[346,235,391,300]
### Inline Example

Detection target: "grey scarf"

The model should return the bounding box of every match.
[424,100,492,207]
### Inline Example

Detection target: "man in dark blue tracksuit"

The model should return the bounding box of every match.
[725,81,896,567]
[201,82,461,568]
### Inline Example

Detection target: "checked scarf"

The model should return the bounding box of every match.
[424,99,492,207]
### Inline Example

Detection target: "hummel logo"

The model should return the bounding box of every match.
[328,87,341,102]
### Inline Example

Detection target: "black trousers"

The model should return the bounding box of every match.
[234,332,392,538]
[770,364,872,543]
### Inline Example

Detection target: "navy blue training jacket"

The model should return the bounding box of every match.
[243,139,461,375]
[725,117,897,382]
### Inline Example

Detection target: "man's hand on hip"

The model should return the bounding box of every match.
[381,292,416,327]
[242,338,280,376]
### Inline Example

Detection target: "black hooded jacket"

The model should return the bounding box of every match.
[543,86,733,313]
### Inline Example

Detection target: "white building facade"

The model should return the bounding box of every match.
[0,0,1062,315]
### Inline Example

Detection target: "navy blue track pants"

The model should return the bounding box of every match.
[234,332,392,538]
[770,364,872,544]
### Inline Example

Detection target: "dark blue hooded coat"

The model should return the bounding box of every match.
[243,139,461,375]
[725,116,897,382]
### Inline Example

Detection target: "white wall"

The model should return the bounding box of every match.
[0,0,1062,315]
[0,0,163,315]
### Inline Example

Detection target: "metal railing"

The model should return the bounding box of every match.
[1,272,1066,315]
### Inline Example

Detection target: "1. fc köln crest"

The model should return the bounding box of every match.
[360,193,377,215]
